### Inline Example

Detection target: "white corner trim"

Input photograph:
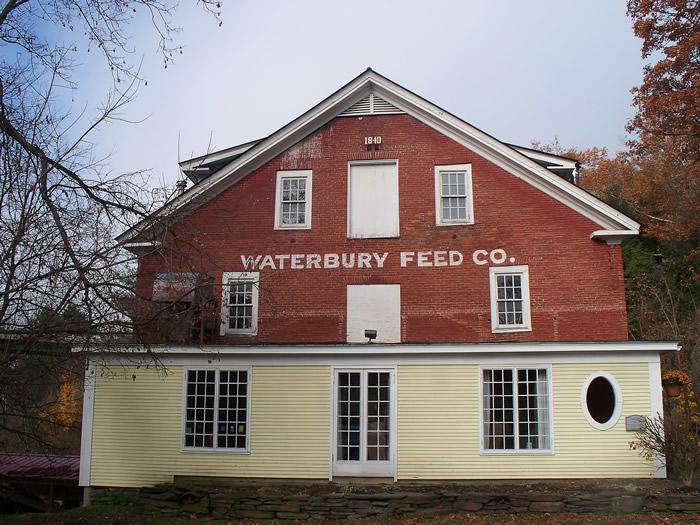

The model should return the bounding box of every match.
[580,371,623,431]
[78,358,95,487]
[591,230,639,245]
[434,164,474,226]
[648,359,667,478]
[220,272,260,336]
[489,265,532,333]
[274,170,313,230]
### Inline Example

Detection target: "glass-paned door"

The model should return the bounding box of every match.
[333,369,394,476]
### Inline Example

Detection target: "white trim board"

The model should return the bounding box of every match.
[78,358,95,487]
[77,341,679,356]
[118,69,639,245]
[94,351,672,370]
[648,358,666,478]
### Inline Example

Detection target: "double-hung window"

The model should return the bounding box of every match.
[183,369,250,451]
[434,164,474,225]
[482,367,551,452]
[489,265,531,333]
[275,170,312,229]
[221,272,259,336]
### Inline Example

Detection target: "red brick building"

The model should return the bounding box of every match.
[79,69,676,487]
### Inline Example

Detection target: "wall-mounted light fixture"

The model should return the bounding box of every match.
[364,329,377,343]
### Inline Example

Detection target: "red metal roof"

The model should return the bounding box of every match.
[0,453,79,482]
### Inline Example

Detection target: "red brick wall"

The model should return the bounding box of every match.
[136,114,628,344]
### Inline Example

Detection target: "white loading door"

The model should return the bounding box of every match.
[333,369,395,477]
[348,162,399,238]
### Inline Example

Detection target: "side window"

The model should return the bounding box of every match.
[346,284,401,343]
[274,170,312,229]
[581,372,623,430]
[489,265,531,333]
[434,164,473,225]
[482,367,552,452]
[183,369,250,451]
[348,161,399,238]
[221,272,259,336]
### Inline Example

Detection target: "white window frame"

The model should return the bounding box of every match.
[489,265,532,333]
[580,371,623,431]
[181,366,252,454]
[274,170,312,230]
[478,365,554,455]
[434,164,474,226]
[220,272,259,336]
[330,367,397,478]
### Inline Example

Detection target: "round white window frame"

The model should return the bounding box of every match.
[580,371,623,431]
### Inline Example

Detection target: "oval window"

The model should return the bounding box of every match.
[581,372,622,430]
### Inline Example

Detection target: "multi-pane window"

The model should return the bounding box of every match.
[366,372,390,461]
[337,372,361,461]
[275,170,312,229]
[441,172,467,220]
[489,265,531,332]
[434,164,473,225]
[482,368,551,452]
[221,272,259,335]
[335,369,393,475]
[183,369,249,451]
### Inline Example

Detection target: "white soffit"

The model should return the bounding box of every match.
[118,69,639,243]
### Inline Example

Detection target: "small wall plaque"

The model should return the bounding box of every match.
[625,415,646,431]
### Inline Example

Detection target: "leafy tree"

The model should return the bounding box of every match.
[626,0,699,241]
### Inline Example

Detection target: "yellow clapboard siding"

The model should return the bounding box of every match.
[397,363,654,479]
[90,365,330,487]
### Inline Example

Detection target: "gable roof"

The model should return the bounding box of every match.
[119,68,639,247]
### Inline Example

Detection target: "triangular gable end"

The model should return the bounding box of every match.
[118,68,639,248]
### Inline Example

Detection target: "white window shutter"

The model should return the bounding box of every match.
[346,285,401,343]
[348,162,399,238]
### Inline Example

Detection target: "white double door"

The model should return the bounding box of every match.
[332,368,395,477]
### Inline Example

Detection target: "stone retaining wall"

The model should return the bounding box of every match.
[92,483,700,520]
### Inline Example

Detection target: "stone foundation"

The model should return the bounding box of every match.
[91,482,700,520]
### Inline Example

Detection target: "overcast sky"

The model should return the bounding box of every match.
[71,0,644,187]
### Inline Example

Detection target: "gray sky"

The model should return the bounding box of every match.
[77,0,643,187]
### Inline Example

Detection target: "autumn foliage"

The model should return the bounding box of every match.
[534,1,699,484]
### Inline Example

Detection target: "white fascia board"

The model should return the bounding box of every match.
[118,70,640,243]
[76,341,680,355]
[591,229,640,244]
[509,146,579,170]
[122,240,161,255]
[178,140,263,172]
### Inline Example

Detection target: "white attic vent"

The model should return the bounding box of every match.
[340,93,404,117]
